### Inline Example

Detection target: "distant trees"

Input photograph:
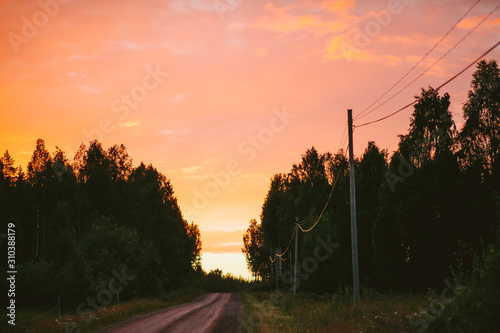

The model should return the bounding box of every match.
[244,59,500,294]
[203,269,250,292]
[0,140,201,306]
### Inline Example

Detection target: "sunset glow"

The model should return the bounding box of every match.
[1,0,499,279]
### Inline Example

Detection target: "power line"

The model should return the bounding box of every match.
[298,123,349,233]
[275,225,296,259]
[299,141,348,233]
[293,124,347,227]
[274,123,348,247]
[355,1,499,122]
[297,169,339,232]
[354,0,481,121]
[278,249,290,261]
[297,124,347,227]
[267,122,348,263]
[355,38,500,128]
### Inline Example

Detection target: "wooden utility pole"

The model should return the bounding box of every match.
[275,248,279,291]
[293,217,299,295]
[348,109,361,307]
[270,247,273,291]
[36,204,40,258]
[270,250,273,293]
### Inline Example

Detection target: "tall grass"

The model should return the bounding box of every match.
[240,287,430,333]
[2,288,205,333]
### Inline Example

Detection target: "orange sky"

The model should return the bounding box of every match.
[1,0,499,279]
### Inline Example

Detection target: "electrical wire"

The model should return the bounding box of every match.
[295,126,347,228]
[354,0,482,121]
[264,122,348,263]
[355,2,499,123]
[275,225,296,259]
[279,250,290,261]
[298,141,348,233]
[355,38,500,128]
[260,2,499,270]
[270,122,347,255]
[297,123,349,233]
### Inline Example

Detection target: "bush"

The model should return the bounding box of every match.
[426,201,500,332]
[15,260,56,306]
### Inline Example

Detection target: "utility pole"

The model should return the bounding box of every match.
[293,217,299,295]
[269,251,273,293]
[348,109,361,307]
[36,203,40,258]
[278,246,282,279]
[270,247,273,291]
[275,248,279,291]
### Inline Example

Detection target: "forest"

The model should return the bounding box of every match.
[0,139,202,307]
[243,59,500,298]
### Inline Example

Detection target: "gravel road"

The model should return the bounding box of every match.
[100,293,243,333]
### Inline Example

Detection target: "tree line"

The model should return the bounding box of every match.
[243,59,500,294]
[0,140,201,306]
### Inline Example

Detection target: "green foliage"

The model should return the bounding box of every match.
[1,139,202,306]
[15,260,56,306]
[425,200,500,333]
[81,216,162,297]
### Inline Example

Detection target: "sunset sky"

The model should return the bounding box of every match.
[1,0,499,279]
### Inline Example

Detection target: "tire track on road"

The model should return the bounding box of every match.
[101,293,240,333]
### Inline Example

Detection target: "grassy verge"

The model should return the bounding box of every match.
[2,288,205,333]
[240,288,431,333]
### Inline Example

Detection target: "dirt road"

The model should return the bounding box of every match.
[101,293,243,333]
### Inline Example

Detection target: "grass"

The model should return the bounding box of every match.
[2,288,205,333]
[4,287,433,332]
[239,288,431,333]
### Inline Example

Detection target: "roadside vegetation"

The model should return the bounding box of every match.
[240,288,429,333]
[5,288,204,333]
[5,268,249,333]
[239,215,500,333]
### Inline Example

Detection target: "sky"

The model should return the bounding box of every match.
[1,0,499,279]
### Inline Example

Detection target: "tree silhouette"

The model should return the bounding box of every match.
[242,218,265,280]
[460,59,500,178]
[2,139,202,306]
